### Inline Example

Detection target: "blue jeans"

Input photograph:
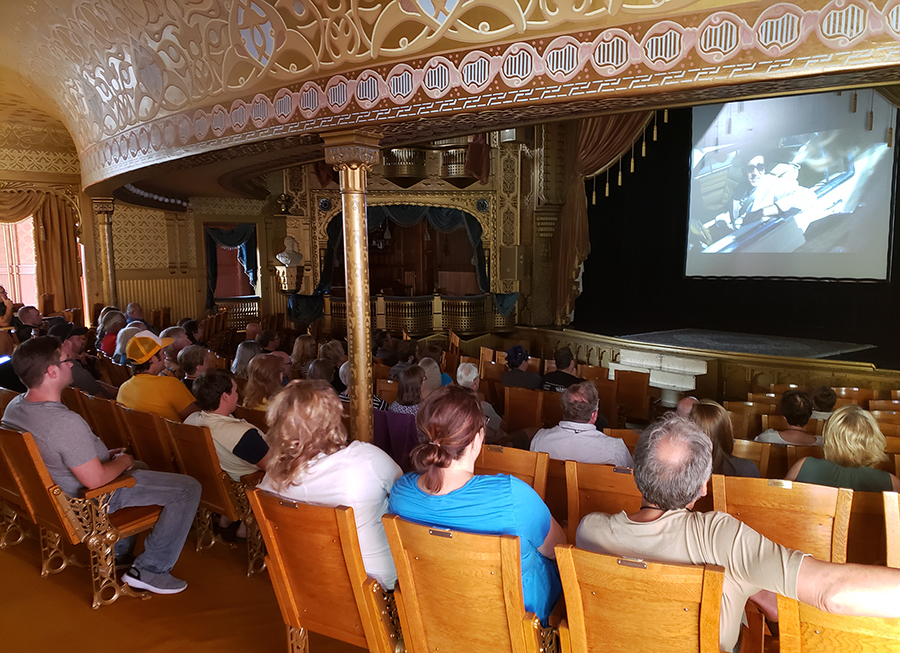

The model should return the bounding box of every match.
[108,469,201,574]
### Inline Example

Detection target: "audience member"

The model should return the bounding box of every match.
[389,365,425,416]
[2,336,201,595]
[244,321,262,342]
[689,399,759,477]
[15,305,44,343]
[456,362,506,443]
[289,334,317,380]
[320,339,347,394]
[373,329,397,367]
[125,302,155,333]
[811,385,838,420]
[388,340,417,380]
[257,329,281,353]
[338,361,388,410]
[231,339,262,378]
[242,353,284,410]
[160,326,191,379]
[271,350,292,384]
[0,285,14,328]
[306,358,335,386]
[48,322,116,398]
[755,389,821,446]
[113,325,142,365]
[177,344,213,394]
[419,358,443,399]
[389,385,565,624]
[786,404,900,491]
[418,342,452,385]
[503,345,541,390]
[530,382,628,466]
[675,395,698,417]
[541,347,586,392]
[575,413,900,652]
[117,331,199,422]
[97,310,126,356]
[259,380,402,588]
[182,319,206,347]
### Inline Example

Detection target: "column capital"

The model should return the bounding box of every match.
[91,197,115,217]
[322,129,382,167]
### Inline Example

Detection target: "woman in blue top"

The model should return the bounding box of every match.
[388,385,566,624]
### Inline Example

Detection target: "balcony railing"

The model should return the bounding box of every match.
[323,293,515,337]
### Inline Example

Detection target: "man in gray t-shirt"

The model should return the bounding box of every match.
[2,336,201,596]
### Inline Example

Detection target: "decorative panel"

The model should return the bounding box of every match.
[116,277,199,323]
[111,205,169,270]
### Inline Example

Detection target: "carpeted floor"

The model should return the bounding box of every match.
[619,328,876,359]
[0,532,366,653]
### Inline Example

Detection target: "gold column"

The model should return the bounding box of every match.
[92,198,118,307]
[323,130,381,443]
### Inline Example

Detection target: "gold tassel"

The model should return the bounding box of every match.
[851,92,857,113]
[664,108,668,123]
[592,176,596,204]
[617,166,622,186]
[888,127,893,148]
[630,143,635,172]
[653,113,658,141]
[642,133,646,157]
[868,111,874,131]
[605,169,610,197]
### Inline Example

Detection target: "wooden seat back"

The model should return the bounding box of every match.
[504,387,544,432]
[885,491,900,569]
[383,514,543,653]
[593,376,619,427]
[60,386,88,417]
[872,410,900,425]
[79,393,129,451]
[847,491,887,565]
[540,390,563,428]
[770,384,801,393]
[118,406,179,474]
[602,428,640,457]
[482,361,506,414]
[478,346,495,377]
[233,405,268,433]
[474,444,549,500]
[724,402,777,440]
[495,350,508,367]
[545,458,568,529]
[441,351,459,378]
[372,362,391,381]
[448,331,461,354]
[748,392,780,403]
[868,399,900,412]
[777,595,900,653]
[376,378,398,405]
[165,419,240,522]
[247,489,400,653]
[0,428,30,548]
[731,440,771,478]
[711,475,852,562]
[832,386,877,408]
[542,359,556,374]
[556,545,724,653]
[565,461,642,543]
[727,410,754,441]
[614,370,650,422]
[785,445,825,470]
[0,387,20,415]
[95,355,131,387]
[525,357,541,375]
[761,414,823,435]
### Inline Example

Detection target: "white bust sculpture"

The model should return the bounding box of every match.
[276,236,303,267]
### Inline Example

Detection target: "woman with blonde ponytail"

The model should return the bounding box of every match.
[388,385,565,624]
[258,380,402,588]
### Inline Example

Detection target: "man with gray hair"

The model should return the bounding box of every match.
[576,413,900,652]
[456,362,506,443]
[529,381,629,466]
[160,326,191,379]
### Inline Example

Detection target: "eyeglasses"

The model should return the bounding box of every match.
[53,358,74,367]
[746,163,765,173]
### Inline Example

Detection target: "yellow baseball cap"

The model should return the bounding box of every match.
[126,330,174,365]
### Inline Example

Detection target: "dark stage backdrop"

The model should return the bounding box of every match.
[571,108,900,368]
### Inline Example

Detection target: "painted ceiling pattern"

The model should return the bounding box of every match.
[74,0,900,189]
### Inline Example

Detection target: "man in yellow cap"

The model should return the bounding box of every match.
[117,330,199,422]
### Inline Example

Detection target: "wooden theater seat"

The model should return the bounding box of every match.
[565,461,642,543]
[761,414,823,435]
[79,393,130,451]
[118,406,180,474]
[504,386,544,432]
[475,444,549,500]
[0,430,30,549]
[383,514,548,653]
[556,545,725,653]
[540,389,563,428]
[232,405,268,432]
[711,475,852,562]
[544,458,568,529]
[785,444,826,470]
[0,387,20,415]
[614,369,651,423]
[886,491,900,569]
[0,428,161,608]
[246,489,401,653]
[832,386,877,408]
[375,378,398,406]
[164,419,265,576]
[777,594,900,652]
[603,428,640,457]
[731,440,771,478]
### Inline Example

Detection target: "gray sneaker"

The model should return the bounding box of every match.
[123,567,187,595]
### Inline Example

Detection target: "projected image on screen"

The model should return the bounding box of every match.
[686,90,897,280]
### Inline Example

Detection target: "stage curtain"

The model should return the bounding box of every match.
[33,194,83,312]
[204,224,258,310]
[551,111,653,324]
[877,85,900,107]
[0,189,47,223]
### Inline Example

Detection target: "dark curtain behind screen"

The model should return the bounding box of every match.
[204,224,257,310]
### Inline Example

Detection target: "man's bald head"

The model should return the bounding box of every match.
[633,414,712,510]
[245,322,261,341]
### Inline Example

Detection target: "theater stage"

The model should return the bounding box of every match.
[618,328,876,361]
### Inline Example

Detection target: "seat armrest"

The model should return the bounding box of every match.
[240,470,265,486]
[547,595,566,628]
[82,474,136,500]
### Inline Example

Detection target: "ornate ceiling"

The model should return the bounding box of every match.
[1,0,899,201]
